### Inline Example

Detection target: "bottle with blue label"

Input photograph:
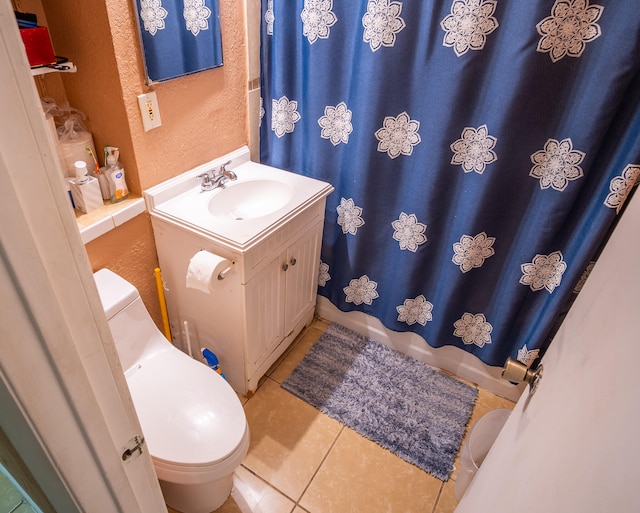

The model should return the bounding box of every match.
[105,146,129,203]
[201,348,226,380]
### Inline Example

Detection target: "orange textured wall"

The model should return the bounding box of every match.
[84,214,162,326]
[41,0,248,328]
[107,0,249,190]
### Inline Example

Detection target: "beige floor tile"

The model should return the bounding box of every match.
[299,427,442,513]
[434,478,458,513]
[242,378,342,502]
[269,326,324,384]
[213,465,296,513]
[478,388,516,409]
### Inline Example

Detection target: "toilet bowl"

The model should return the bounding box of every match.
[94,268,249,513]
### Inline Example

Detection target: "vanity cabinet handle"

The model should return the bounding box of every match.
[282,263,289,272]
[289,257,297,266]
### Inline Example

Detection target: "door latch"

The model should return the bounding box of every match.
[121,435,145,462]
[502,357,543,395]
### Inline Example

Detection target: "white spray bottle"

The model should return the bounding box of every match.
[105,146,129,203]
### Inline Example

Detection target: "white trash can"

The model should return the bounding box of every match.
[454,408,511,501]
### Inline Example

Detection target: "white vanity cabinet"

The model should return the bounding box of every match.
[145,149,333,396]
[243,218,323,381]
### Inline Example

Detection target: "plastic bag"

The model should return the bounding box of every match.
[41,98,98,178]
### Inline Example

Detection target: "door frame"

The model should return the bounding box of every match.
[0,1,166,511]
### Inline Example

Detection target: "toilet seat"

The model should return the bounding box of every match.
[125,344,248,473]
[152,426,250,485]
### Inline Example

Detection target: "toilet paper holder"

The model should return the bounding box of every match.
[217,263,233,280]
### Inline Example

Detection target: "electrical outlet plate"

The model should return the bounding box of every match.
[137,91,162,131]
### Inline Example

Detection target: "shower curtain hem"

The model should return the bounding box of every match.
[315,296,524,402]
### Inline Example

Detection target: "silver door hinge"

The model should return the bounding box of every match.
[121,435,145,462]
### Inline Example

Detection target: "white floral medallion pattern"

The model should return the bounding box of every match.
[140,0,168,35]
[530,138,585,191]
[452,232,495,272]
[520,250,567,293]
[318,102,353,146]
[265,0,275,35]
[184,0,211,36]
[604,164,640,214]
[397,295,433,326]
[301,0,337,44]
[440,0,499,57]
[344,275,379,305]
[391,212,427,252]
[271,96,301,138]
[517,345,540,367]
[259,97,265,127]
[336,197,365,235]
[375,111,421,159]
[318,261,331,286]
[536,0,604,63]
[450,124,498,174]
[453,312,493,347]
[362,0,406,52]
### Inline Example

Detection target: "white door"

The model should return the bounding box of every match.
[0,2,166,511]
[455,189,640,512]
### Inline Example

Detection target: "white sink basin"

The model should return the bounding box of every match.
[208,179,294,220]
[144,152,334,248]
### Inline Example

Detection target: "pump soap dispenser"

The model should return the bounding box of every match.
[105,146,129,203]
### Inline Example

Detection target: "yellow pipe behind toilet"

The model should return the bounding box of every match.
[154,267,172,341]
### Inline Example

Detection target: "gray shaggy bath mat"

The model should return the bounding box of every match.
[282,323,478,480]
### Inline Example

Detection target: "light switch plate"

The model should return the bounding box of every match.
[138,91,162,131]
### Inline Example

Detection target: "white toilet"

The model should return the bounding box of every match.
[94,268,249,513]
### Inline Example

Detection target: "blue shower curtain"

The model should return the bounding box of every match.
[259,0,640,369]
[135,0,223,81]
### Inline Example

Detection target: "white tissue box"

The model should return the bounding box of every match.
[69,176,103,213]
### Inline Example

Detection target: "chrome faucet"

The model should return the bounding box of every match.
[196,172,215,191]
[216,160,237,184]
[196,160,237,191]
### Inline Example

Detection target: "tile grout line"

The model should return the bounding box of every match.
[235,463,298,508]
[430,481,446,513]
[245,375,345,509]
[293,423,346,510]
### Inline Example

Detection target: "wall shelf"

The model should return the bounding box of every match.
[74,196,146,244]
[31,61,76,76]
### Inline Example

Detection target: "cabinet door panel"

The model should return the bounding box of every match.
[244,260,285,376]
[284,222,322,334]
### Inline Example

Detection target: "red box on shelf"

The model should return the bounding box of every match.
[20,27,56,68]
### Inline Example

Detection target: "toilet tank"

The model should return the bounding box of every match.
[94,268,169,372]
[94,268,139,320]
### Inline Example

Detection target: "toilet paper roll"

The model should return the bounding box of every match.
[186,250,232,293]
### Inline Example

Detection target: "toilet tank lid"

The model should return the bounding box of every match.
[93,268,140,320]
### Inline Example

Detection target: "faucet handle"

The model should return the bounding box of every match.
[196,172,215,190]
[220,160,237,181]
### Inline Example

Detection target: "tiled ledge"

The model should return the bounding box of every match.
[74,196,146,244]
